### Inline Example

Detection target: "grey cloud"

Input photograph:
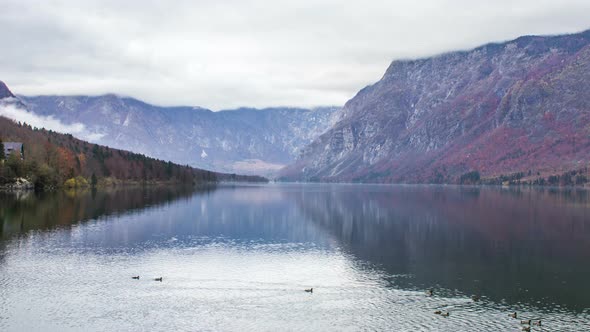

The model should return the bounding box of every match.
[1,0,589,109]
[0,103,104,142]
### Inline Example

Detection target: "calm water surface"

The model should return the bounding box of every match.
[0,184,589,331]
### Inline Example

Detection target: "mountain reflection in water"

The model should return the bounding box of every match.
[0,184,589,331]
[287,184,590,312]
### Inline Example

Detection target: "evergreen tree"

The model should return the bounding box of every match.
[91,173,98,187]
[0,138,4,160]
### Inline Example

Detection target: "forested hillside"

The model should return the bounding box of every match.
[0,116,265,189]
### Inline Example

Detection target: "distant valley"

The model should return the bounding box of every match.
[14,94,340,176]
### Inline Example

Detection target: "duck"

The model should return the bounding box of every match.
[132,276,140,280]
[520,319,531,325]
[441,312,450,317]
[521,327,530,332]
[509,312,517,319]
[154,277,163,282]
[426,289,434,297]
[471,295,480,301]
[304,288,313,293]
[533,320,542,326]
[434,310,442,315]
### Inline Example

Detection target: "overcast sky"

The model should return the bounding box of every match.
[1,0,590,110]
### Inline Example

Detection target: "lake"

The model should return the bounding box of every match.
[0,184,589,331]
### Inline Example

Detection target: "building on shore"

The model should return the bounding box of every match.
[3,142,24,159]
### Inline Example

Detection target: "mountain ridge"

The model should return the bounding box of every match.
[280,29,590,184]
[7,92,340,176]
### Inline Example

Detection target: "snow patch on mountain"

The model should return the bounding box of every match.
[123,112,131,126]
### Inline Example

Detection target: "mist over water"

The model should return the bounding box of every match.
[0,184,589,331]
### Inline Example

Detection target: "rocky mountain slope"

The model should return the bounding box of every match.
[0,81,15,99]
[16,94,339,175]
[280,29,590,183]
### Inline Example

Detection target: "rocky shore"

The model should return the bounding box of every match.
[0,177,34,190]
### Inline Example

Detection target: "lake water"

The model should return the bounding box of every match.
[0,184,589,331]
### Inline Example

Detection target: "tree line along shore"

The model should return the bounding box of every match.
[0,116,266,190]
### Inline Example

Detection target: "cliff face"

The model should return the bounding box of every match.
[280,30,590,183]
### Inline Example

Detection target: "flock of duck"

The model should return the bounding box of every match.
[131,276,162,282]
[508,312,542,331]
[426,289,543,330]
[130,277,543,329]
[131,276,310,289]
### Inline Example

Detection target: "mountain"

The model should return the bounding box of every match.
[17,94,340,175]
[0,81,15,99]
[280,29,590,184]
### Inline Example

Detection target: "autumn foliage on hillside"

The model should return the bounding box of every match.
[0,116,263,189]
